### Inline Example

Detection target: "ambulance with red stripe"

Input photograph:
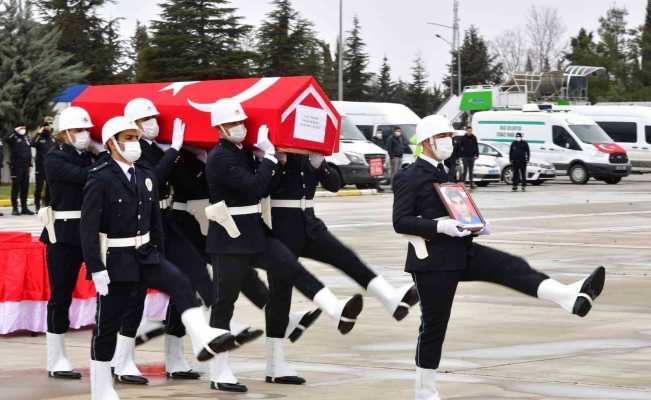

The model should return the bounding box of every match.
[472,104,632,184]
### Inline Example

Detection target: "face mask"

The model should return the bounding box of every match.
[112,138,142,163]
[68,130,90,150]
[516,137,523,142]
[140,118,159,139]
[376,133,383,139]
[221,124,247,144]
[394,131,401,136]
[17,128,26,135]
[429,136,453,161]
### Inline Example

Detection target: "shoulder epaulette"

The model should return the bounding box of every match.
[90,161,109,173]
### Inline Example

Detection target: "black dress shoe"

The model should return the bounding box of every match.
[288,309,322,343]
[21,208,35,215]
[115,374,149,385]
[338,294,364,334]
[265,375,306,385]
[167,370,200,380]
[211,381,248,393]
[134,326,166,346]
[234,327,263,347]
[393,285,420,321]
[573,266,606,317]
[48,370,82,380]
[12,209,20,216]
[197,333,237,362]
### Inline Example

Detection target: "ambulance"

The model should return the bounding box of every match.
[472,105,632,184]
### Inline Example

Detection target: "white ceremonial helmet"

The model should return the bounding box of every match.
[415,114,455,144]
[102,116,139,144]
[57,106,94,132]
[210,98,247,127]
[124,98,160,122]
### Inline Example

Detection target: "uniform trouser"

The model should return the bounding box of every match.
[268,229,378,334]
[46,243,84,334]
[91,256,199,361]
[210,238,324,339]
[34,170,48,208]
[513,161,528,188]
[462,157,475,184]
[390,157,403,181]
[10,168,29,210]
[411,243,549,370]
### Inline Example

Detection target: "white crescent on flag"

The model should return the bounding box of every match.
[187,77,280,113]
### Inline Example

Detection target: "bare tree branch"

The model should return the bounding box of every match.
[492,28,527,76]
[526,5,567,72]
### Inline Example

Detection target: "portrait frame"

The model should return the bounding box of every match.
[433,183,485,232]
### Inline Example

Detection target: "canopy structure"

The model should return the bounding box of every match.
[68,76,340,154]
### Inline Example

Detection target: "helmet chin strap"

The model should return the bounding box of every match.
[110,137,132,165]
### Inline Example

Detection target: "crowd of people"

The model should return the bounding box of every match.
[26,99,606,400]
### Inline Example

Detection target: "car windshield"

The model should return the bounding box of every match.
[569,124,614,144]
[479,143,501,157]
[341,117,367,141]
[377,124,417,142]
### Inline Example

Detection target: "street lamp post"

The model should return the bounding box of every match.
[338,0,344,101]
[428,0,461,96]
[435,34,455,98]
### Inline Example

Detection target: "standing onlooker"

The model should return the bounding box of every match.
[32,116,55,210]
[459,126,479,188]
[371,128,387,150]
[444,134,461,182]
[510,132,530,192]
[5,126,34,215]
[386,126,407,182]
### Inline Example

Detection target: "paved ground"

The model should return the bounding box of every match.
[1,176,650,399]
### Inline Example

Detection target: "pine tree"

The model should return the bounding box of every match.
[444,26,503,95]
[256,0,320,77]
[640,0,651,85]
[0,0,86,135]
[596,6,635,99]
[525,53,534,72]
[374,55,394,102]
[130,20,150,82]
[140,0,252,82]
[407,54,430,117]
[343,16,371,100]
[318,41,338,99]
[36,0,124,84]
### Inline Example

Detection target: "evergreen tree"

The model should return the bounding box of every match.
[36,0,124,84]
[130,20,150,82]
[407,54,430,117]
[374,55,394,102]
[140,0,252,82]
[343,16,371,100]
[257,0,320,77]
[0,0,86,135]
[444,26,502,95]
[318,41,338,99]
[525,53,534,72]
[640,0,651,85]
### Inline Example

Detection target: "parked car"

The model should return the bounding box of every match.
[479,142,556,185]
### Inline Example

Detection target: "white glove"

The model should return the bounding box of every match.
[276,152,288,164]
[92,270,111,296]
[255,124,275,155]
[171,118,185,151]
[309,153,325,169]
[436,219,472,238]
[477,220,491,236]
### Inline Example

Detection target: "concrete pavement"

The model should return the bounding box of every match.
[0,176,650,399]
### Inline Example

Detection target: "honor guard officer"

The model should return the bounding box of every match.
[6,125,34,215]
[392,115,606,400]
[81,116,249,400]
[169,147,322,342]
[268,151,419,324]
[32,116,56,210]
[40,107,94,380]
[205,99,363,393]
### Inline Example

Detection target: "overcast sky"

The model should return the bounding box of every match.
[100,0,647,86]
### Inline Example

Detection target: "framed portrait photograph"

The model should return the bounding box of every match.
[433,183,485,232]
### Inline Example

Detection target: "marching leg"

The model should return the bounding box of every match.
[265,337,305,385]
[111,287,148,385]
[165,334,199,380]
[91,360,120,400]
[415,367,441,400]
[537,267,606,317]
[209,352,246,393]
[46,333,81,379]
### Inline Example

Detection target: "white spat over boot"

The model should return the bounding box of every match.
[209,352,247,393]
[265,337,305,385]
[367,276,419,321]
[111,334,148,385]
[285,308,322,342]
[91,360,120,400]
[180,307,237,362]
[415,367,441,400]
[312,287,363,334]
[46,333,81,379]
[537,267,606,317]
[165,335,199,379]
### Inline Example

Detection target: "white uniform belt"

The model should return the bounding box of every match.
[103,232,150,248]
[228,203,262,216]
[53,210,81,220]
[159,198,171,209]
[271,199,314,210]
[172,202,188,212]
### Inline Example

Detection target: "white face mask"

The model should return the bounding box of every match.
[17,128,26,135]
[516,137,523,142]
[429,137,454,161]
[68,130,90,150]
[140,118,159,139]
[221,124,247,144]
[112,137,142,163]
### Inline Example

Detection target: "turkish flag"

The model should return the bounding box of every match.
[71,76,340,155]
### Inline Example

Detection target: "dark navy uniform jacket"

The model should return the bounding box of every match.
[392,157,473,273]
[5,132,32,174]
[139,140,179,200]
[32,132,55,172]
[205,140,278,255]
[170,149,209,204]
[40,144,93,245]
[81,159,163,282]
[269,154,341,254]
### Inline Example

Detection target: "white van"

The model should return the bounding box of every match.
[325,116,389,188]
[556,105,651,172]
[332,101,420,164]
[472,107,632,184]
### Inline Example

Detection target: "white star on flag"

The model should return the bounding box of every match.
[159,81,199,96]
